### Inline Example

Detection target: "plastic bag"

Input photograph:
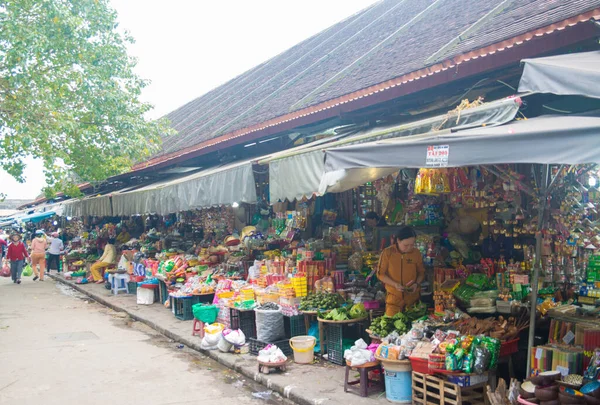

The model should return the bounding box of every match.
[22,264,32,277]
[473,346,490,374]
[224,329,246,346]
[255,305,284,342]
[0,261,10,277]
[192,304,219,324]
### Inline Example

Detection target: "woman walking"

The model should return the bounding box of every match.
[31,230,48,281]
[47,232,64,273]
[7,233,29,284]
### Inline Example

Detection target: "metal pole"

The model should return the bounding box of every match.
[526,164,549,376]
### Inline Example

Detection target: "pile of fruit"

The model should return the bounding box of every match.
[299,292,343,311]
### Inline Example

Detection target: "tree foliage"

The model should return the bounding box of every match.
[0,0,173,197]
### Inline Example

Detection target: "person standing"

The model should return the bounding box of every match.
[47,232,64,273]
[30,230,48,281]
[90,238,117,283]
[7,233,29,284]
[377,226,425,316]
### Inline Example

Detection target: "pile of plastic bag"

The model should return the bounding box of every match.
[201,323,225,350]
[344,339,375,366]
[257,344,287,363]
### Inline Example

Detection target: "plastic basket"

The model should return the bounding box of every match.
[409,356,432,374]
[284,315,307,338]
[229,308,257,339]
[158,280,169,304]
[325,323,361,365]
[499,338,519,357]
[170,296,200,321]
[248,338,292,356]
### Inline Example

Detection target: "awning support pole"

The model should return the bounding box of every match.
[526,164,549,376]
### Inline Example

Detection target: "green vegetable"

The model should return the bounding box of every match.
[349,303,367,319]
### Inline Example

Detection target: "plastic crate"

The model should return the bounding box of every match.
[284,315,307,338]
[249,338,292,356]
[127,281,137,294]
[499,338,519,357]
[229,308,257,339]
[158,280,169,304]
[325,322,363,365]
[170,296,200,321]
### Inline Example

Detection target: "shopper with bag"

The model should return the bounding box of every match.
[6,233,29,284]
[30,230,48,281]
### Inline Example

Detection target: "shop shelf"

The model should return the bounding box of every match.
[284,315,306,338]
[229,308,257,339]
[249,338,292,356]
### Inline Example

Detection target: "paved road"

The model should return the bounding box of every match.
[0,274,292,405]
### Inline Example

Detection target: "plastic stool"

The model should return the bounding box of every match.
[192,319,205,338]
[344,361,384,397]
[110,273,130,295]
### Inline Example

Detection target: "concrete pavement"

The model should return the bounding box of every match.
[30,272,390,405]
[0,275,296,405]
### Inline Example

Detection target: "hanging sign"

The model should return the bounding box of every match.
[425,145,450,167]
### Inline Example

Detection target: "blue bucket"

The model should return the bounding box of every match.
[382,361,412,403]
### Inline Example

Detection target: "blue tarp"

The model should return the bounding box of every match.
[19,211,56,224]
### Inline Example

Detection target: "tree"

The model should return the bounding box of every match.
[0,0,173,197]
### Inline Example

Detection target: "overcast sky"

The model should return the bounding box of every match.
[1,0,377,200]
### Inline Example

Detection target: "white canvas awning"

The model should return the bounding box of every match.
[63,195,112,218]
[112,160,257,216]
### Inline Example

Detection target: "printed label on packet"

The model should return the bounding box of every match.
[563,330,575,345]
[535,348,543,359]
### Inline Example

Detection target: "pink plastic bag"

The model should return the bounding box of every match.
[0,262,10,277]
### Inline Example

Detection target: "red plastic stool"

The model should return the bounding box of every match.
[192,319,205,338]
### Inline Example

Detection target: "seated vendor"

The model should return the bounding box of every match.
[90,238,117,283]
[377,226,425,316]
[116,226,131,245]
[365,211,386,249]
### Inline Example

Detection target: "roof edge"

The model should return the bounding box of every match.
[132,8,600,172]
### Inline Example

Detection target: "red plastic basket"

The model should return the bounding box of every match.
[363,300,380,310]
[500,338,519,357]
[409,356,432,374]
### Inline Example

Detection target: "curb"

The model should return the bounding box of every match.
[49,275,317,405]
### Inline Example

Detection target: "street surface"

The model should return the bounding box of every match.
[0,274,293,405]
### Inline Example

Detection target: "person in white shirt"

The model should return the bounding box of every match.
[47,232,65,273]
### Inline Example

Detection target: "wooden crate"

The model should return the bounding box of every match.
[412,372,486,405]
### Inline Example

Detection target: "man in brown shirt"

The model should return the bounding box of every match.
[377,227,425,316]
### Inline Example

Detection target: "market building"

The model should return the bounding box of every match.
[4,1,600,403]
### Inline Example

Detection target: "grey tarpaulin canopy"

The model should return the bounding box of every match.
[323,115,600,175]
[518,51,600,99]
[266,97,522,202]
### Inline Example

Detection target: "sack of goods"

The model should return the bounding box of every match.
[255,303,284,342]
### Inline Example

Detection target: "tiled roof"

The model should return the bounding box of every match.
[153,0,600,160]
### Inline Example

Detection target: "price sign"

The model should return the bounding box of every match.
[425,145,450,167]
[563,330,575,345]
[535,348,543,359]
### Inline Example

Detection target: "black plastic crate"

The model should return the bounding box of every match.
[249,338,292,356]
[158,280,169,304]
[230,308,257,339]
[170,296,200,321]
[127,281,137,294]
[195,293,215,304]
[284,315,306,338]
[325,322,365,366]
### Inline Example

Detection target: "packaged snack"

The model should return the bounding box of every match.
[473,346,491,374]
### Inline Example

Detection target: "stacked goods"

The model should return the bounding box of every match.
[450,314,528,341]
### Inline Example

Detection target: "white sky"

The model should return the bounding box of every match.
[0,0,376,199]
